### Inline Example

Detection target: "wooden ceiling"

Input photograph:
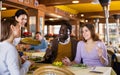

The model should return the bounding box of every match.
[55,1,120,14]
[2,0,120,22]
[38,0,93,6]
[38,0,120,20]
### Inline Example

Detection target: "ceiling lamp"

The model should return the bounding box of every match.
[81,14,84,17]
[49,18,54,21]
[1,7,7,10]
[48,13,62,18]
[72,0,79,4]
[91,0,99,4]
[89,15,104,18]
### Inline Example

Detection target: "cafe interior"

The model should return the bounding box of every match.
[1,0,120,75]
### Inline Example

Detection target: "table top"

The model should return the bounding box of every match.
[27,64,116,75]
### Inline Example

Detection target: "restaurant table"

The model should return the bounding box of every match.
[66,66,116,75]
[27,64,116,75]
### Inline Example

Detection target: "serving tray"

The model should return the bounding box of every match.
[21,38,40,45]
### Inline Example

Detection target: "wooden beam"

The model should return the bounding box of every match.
[38,0,92,6]
[3,0,38,9]
[78,10,120,19]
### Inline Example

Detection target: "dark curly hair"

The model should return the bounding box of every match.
[60,20,72,34]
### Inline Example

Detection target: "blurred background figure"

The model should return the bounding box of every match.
[25,32,48,52]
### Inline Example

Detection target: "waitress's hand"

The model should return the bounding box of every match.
[24,45,31,50]
[62,57,71,66]
[21,55,28,64]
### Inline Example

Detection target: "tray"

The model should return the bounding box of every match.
[21,38,40,45]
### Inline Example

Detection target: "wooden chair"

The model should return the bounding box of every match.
[107,50,115,66]
[107,50,120,75]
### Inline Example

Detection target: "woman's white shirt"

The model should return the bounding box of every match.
[13,37,21,46]
[0,41,31,75]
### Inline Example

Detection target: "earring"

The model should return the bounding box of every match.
[13,31,17,36]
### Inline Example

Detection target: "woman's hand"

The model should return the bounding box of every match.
[97,47,103,57]
[97,44,106,64]
[62,57,71,66]
[97,44,103,57]
[21,55,28,64]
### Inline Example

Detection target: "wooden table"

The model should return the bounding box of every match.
[27,64,116,75]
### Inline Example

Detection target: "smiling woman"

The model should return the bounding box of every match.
[62,23,108,67]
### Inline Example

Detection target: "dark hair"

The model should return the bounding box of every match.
[82,23,100,42]
[15,9,28,18]
[0,17,18,42]
[35,32,41,35]
[61,20,72,34]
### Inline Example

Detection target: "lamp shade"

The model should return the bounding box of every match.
[98,0,111,6]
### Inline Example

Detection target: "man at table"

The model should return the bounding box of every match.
[42,20,78,63]
[25,32,48,52]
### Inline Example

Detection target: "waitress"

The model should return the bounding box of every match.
[13,9,28,45]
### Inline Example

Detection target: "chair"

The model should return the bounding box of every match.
[107,50,120,75]
[112,54,120,75]
[107,50,115,66]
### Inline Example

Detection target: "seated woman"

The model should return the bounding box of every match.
[62,23,108,67]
